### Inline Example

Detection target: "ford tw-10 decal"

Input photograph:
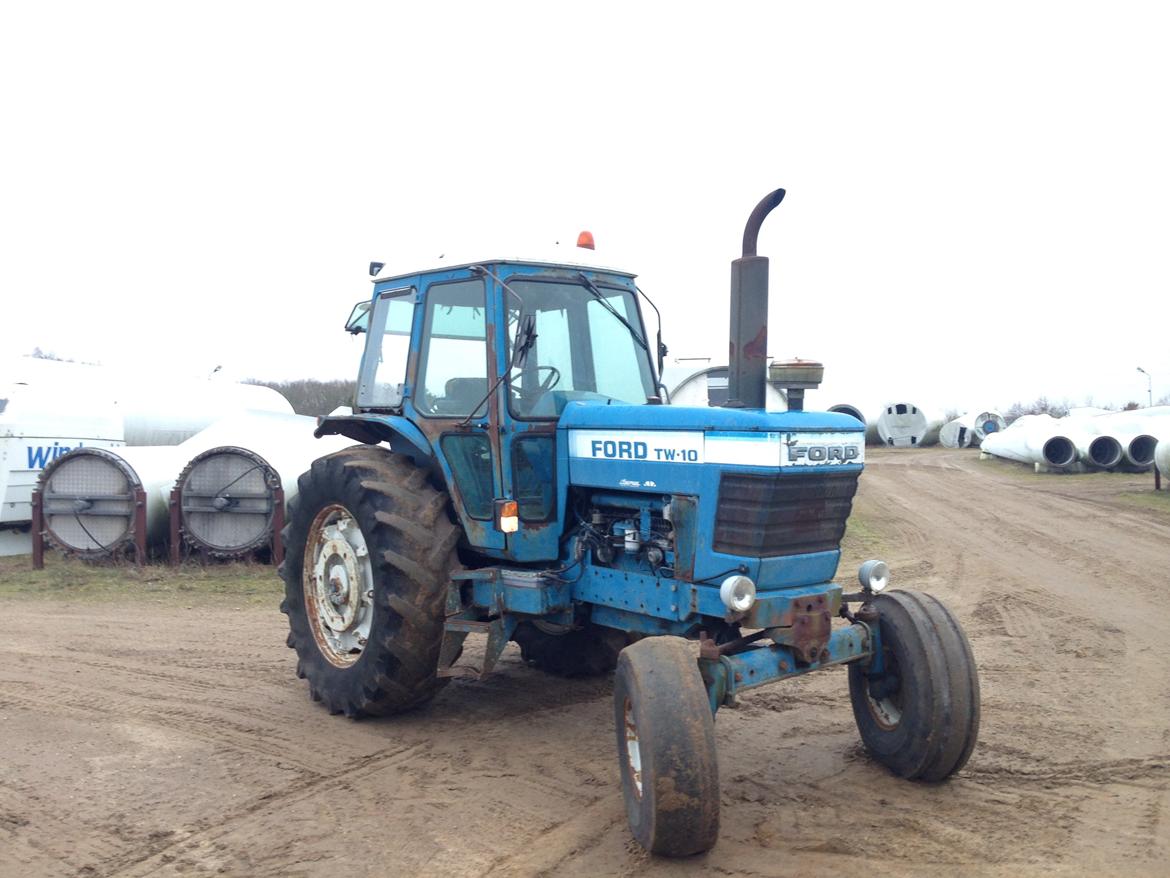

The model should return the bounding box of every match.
[568,430,864,468]
[569,430,705,464]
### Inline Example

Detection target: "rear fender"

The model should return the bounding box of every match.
[315,414,433,468]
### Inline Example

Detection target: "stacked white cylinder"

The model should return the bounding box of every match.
[866,402,929,447]
[1156,438,1170,476]
[37,412,353,559]
[981,414,1077,468]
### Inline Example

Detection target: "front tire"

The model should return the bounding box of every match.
[613,637,720,856]
[279,447,461,717]
[848,590,980,781]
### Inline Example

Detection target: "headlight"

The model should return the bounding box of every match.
[858,560,890,594]
[720,575,757,612]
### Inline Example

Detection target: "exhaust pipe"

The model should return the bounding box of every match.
[726,188,785,409]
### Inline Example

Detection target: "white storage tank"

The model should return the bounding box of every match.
[2,356,294,446]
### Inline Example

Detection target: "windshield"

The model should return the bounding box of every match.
[506,279,656,419]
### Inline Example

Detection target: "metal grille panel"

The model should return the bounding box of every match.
[180,449,276,554]
[43,453,134,551]
[713,470,859,557]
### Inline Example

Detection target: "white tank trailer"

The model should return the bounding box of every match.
[171,413,355,558]
[866,402,930,447]
[0,380,126,556]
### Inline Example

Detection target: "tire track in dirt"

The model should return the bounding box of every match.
[3,447,1168,877]
[101,742,430,877]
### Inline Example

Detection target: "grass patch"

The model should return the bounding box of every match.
[975,454,1118,483]
[1116,490,1170,515]
[0,554,282,605]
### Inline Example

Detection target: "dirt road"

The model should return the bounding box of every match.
[2,449,1168,877]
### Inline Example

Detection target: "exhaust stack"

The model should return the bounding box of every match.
[726,188,785,409]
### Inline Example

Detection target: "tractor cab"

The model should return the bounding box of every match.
[320,258,661,561]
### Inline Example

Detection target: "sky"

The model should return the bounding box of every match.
[2,2,1167,419]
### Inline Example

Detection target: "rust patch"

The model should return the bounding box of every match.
[791,593,832,663]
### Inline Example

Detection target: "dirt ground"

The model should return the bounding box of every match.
[2,448,1168,877]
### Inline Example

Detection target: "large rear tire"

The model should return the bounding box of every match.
[848,589,980,780]
[279,447,461,717]
[613,637,720,856]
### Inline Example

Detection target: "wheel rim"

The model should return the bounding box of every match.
[864,644,904,731]
[623,698,643,798]
[303,504,375,668]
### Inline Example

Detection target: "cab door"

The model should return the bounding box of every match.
[407,270,506,551]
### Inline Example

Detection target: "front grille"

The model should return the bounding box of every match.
[713,470,859,557]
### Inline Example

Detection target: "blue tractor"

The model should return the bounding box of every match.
[280,189,980,856]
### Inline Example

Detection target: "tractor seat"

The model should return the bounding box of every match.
[433,376,488,416]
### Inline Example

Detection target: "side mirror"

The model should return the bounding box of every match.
[345,300,372,334]
[369,261,385,277]
[512,313,538,368]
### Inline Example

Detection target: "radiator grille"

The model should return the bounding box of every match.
[713,470,859,557]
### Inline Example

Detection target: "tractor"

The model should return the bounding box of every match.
[279,188,980,856]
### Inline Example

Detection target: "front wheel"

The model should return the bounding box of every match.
[848,590,980,781]
[613,637,720,856]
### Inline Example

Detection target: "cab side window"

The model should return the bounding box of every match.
[418,279,489,418]
[357,289,414,409]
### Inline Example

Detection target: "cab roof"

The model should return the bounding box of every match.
[371,255,637,285]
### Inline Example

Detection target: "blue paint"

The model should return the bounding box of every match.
[26,442,86,469]
[699,623,873,713]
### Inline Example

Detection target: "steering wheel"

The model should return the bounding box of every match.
[512,365,562,416]
[536,365,561,393]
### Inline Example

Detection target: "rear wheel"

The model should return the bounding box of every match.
[512,621,628,677]
[848,590,980,780]
[613,637,720,856]
[279,447,461,717]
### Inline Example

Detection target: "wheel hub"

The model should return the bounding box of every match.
[623,698,643,798]
[304,505,374,667]
[865,650,904,730]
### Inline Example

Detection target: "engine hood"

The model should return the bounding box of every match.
[557,401,864,434]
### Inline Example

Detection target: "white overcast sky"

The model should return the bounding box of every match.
[2,2,1167,418]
